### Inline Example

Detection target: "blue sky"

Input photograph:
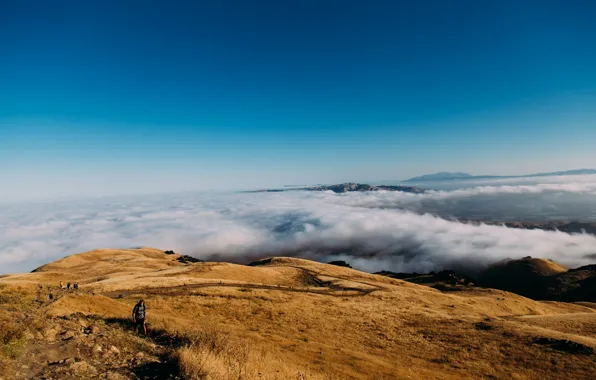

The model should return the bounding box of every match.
[1,0,596,201]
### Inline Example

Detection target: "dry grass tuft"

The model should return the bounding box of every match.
[176,327,247,379]
[175,326,321,380]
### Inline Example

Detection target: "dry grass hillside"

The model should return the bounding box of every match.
[481,257,567,278]
[1,248,596,379]
[478,257,596,302]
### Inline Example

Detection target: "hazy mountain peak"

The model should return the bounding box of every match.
[405,169,596,182]
[405,172,473,182]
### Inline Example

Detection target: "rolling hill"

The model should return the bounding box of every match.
[478,257,596,302]
[1,248,596,379]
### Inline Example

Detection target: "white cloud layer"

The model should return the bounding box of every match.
[2,175,596,275]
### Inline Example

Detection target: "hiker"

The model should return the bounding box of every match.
[59,281,64,289]
[132,300,147,336]
[74,283,79,291]
[67,282,71,290]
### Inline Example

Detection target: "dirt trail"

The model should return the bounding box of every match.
[102,267,385,300]
[287,265,390,291]
[102,281,377,300]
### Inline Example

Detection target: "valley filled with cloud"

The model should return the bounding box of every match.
[2,175,596,275]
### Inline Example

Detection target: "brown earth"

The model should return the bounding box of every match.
[2,247,596,379]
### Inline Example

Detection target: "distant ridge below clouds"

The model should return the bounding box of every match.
[404,169,596,182]
[467,221,596,236]
[404,172,473,182]
[249,182,426,194]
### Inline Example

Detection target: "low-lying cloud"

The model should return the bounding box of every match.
[337,175,596,221]
[2,175,596,275]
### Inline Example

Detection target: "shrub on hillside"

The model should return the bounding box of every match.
[328,260,352,268]
[0,309,26,375]
[177,255,203,264]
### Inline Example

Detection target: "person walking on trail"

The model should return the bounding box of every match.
[132,300,147,336]
[67,282,71,290]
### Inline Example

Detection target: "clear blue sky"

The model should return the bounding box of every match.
[1,0,595,200]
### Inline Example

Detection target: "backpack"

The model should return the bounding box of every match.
[133,303,146,319]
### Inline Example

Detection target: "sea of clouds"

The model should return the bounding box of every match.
[2,175,596,275]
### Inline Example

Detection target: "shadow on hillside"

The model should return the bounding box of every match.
[131,359,180,380]
[103,317,188,379]
[104,317,190,348]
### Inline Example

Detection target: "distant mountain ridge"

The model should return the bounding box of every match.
[405,172,473,182]
[305,183,425,193]
[404,168,596,182]
[248,182,425,194]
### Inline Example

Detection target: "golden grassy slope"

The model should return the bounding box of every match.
[483,257,568,278]
[2,247,596,379]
